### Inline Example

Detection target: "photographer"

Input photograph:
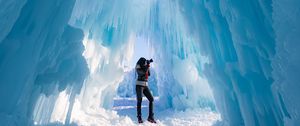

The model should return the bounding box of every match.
[135,57,156,123]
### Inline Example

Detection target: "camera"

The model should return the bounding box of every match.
[146,59,153,65]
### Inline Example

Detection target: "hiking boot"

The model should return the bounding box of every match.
[137,116,143,123]
[147,116,156,123]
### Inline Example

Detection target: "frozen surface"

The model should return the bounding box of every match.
[0,0,88,125]
[0,0,299,126]
[69,97,220,126]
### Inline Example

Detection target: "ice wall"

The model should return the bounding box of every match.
[0,0,88,125]
[176,0,300,125]
[272,0,300,125]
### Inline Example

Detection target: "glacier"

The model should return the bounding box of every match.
[0,0,299,125]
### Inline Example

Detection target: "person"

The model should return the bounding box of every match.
[135,57,156,123]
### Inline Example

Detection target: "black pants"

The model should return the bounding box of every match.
[136,85,154,117]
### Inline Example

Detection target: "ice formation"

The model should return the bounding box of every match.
[0,0,299,125]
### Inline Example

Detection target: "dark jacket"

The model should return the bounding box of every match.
[136,64,150,82]
[136,58,150,82]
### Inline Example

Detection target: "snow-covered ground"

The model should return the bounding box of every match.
[65,97,221,126]
[67,97,220,126]
[112,97,221,126]
[67,97,221,126]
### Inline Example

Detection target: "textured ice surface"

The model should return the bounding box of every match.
[0,0,88,125]
[0,0,299,125]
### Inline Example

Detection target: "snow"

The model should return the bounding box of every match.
[0,0,300,125]
[70,97,220,126]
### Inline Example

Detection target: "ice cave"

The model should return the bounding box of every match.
[0,0,299,125]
